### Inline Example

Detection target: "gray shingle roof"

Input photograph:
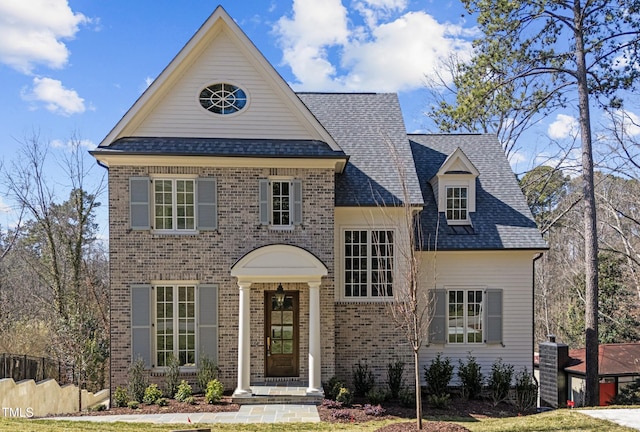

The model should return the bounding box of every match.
[91,137,347,159]
[410,134,547,250]
[297,93,424,207]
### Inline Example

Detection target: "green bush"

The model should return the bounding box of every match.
[427,393,451,408]
[197,354,219,393]
[336,387,353,406]
[323,376,345,400]
[458,355,484,400]
[488,359,514,406]
[387,360,405,399]
[365,387,387,405]
[398,388,415,408]
[184,395,197,405]
[205,379,224,403]
[112,386,129,408]
[164,355,181,398]
[128,357,148,403]
[352,361,375,397]
[142,383,163,405]
[175,380,193,402]
[127,400,139,409]
[156,397,168,407]
[424,353,453,397]
[612,377,640,405]
[514,368,537,412]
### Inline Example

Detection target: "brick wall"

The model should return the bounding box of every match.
[108,165,335,393]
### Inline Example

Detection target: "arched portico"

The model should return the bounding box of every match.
[230,244,327,397]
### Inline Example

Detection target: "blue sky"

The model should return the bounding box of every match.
[1,0,633,232]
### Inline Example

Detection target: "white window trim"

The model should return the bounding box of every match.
[268,177,294,230]
[445,287,485,345]
[445,185,470,225]
[151,176,198,234]
[339,227,396,302]
[151,281,199,371]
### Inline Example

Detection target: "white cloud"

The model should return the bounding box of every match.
[51,138,96,150]
[0,196,10,214]
[548,114,579,140]
[21,77,85,116]
[275,0,473,92]
[0,0,87,73]
[611,109,640,137]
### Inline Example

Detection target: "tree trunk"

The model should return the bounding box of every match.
[574,0,599,407]
[414,349,422,429]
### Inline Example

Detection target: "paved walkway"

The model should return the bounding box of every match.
[580,409,640,430]
[48,405,320,424]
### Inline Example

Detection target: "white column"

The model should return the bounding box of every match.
[307,281,323,395]
[233,281,252,397]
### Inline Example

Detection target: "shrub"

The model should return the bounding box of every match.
[352,361,375,396]
[323,376,345,401]
[197,354,219,393]
[612,377,640,405]
[336,387,353,406]
[488,359,514,406]
[128,357,148,403]
[458,355,484,400]
[366,387,387,405]
[364,404,386,416]
[387,360,405,399]
[427,393,451,408]
[205,379,224,403]
[321,399,343,409]
[398,388,415,408]
[424,353,453,397]
[164,354,181,398]
[156,398,168,407]
[142,383,163,405]
[175,380,193,402]
[112,386,129,408]
[184,395,197,405]
[514,369,537,412]
[127,400,139,409]
[332,409,353,421]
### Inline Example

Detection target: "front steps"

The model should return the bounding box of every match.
[231,385,324,405]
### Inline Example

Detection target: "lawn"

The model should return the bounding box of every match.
[0,410,635,432]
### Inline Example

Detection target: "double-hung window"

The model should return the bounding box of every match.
[448,289,483,343]
[154,179,195,231]
[155,285,196,367]
[446,186,468,222]
[259,178,302,228]
[343,229,394,299]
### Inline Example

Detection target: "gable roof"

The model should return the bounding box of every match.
[564,343,640,377]
[298,93,423,207]
[436,147,479,177]
[411,134,547,251]
[98,6,340,151]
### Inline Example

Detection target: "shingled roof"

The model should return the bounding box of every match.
[298,93,424,207]
[411,134,547,251]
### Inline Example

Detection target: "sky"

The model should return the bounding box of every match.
[0,0,635,233]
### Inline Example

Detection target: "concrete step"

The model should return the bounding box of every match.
[232,394,323,405]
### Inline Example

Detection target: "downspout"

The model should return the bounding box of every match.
[532,252,544,375]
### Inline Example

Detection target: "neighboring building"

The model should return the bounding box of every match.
[91,6,546,398]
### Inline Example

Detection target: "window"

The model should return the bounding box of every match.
[344,229,394,298]
[155,285,196,367]
[199,83,247,115]
[446,186,468,222]
[129,177,217,231]
[448,290,483,343]
[154,179,195,231]
[259,179,302,227]
[131,284,218,369]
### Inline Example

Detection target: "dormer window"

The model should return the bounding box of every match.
[446,186,468,222]
[430,147,478,226]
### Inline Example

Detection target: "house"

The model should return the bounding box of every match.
[536,339,640,407]
[90,6,547,399]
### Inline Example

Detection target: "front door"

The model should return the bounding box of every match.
[265,291,299,377]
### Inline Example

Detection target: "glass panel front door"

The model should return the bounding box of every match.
[265,291,298,377]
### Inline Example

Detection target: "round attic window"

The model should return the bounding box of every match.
[199,83,247,115]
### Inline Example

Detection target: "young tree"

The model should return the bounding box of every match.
[430,0,640,406]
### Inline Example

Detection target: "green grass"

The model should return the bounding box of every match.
[0,410,635,432]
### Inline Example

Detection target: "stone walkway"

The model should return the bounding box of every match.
[48,404,320,424]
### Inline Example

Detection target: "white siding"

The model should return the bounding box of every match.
[132,29,317,140]
[419,250,536,382]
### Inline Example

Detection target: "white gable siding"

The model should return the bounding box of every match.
[419,250,536,382]
[132,29,317,140]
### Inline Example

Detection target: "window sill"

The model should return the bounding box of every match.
[151,230,199,236]
[268,225,295,231]
[336,298,394,304]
